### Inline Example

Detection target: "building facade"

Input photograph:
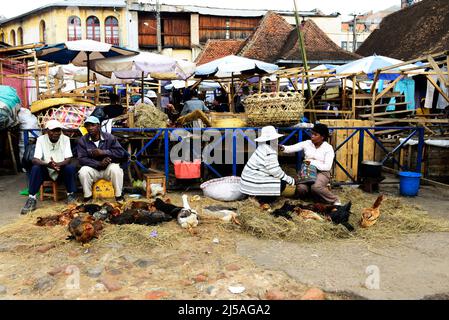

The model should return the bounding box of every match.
[0,1,129,47]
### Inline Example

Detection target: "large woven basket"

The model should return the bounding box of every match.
[243,92,305,127]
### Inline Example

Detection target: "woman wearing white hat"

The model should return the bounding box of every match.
[240,126,296,204]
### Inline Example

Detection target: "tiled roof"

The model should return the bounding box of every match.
[239,11,294,63]
[195,39,246,65]
[357,0,449,60]
[279,19,361,63]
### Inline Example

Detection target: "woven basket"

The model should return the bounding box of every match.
[37,105,95,129]
[243,92,305,127]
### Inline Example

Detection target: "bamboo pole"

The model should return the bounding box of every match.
[33,52,39,98]
[293,0,315,122]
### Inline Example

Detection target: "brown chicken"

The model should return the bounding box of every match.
[67,215,103,244]
[360,195,384,228]
[36,204,80,227]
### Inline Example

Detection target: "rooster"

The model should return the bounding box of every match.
[360,195,384,228]
[67,215,103,244]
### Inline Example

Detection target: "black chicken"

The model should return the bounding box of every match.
[153,198,184,218]
[325,202,354,231]
[271,202,296,220]
[109,208,173,225]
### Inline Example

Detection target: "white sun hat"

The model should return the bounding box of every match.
[145,90,157,98]
[254,126,284,142]
[45,119,65,130]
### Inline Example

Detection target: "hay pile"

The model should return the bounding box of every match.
[223,187,449,243]
[133,103,168,128]
[0,204,183,252]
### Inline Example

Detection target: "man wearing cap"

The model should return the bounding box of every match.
[135,90,157,107]
[20,120,77,214]
[77,116,127,202]
[280,123,340,205]
[240,126,296,204]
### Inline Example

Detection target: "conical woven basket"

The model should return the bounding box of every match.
[243,92,305,127]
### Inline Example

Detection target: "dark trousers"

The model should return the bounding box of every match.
[256,180,287,204]
[28,164,77,196]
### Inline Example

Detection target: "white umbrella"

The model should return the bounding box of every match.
[36,40,138,84]
[336,54,417,80]
[195,55,279,78]
[90,52,196,80]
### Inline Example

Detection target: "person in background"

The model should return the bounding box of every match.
[20,120,77,214]
[77,116,127,202]
[240,126,296,204]
[180,90,210,116]
[135,90,157,107]
[279,123,340,205]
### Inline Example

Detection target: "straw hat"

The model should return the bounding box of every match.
[254,126,284,142]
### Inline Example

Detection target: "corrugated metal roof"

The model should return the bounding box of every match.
[1,0,126,24]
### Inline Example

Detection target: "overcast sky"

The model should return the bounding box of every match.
[2,0,401,19]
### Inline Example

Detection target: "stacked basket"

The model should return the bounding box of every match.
[243,92,305,127]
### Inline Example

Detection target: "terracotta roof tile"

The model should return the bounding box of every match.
[239,11,294,63]
[280,19,361,63]
[195,39,246,65]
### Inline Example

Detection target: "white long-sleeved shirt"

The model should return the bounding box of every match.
[282,140,334,172]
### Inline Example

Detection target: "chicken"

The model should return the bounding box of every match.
[36,204,80,227]
[179,194,199,233]
[202,206,240,225]
[67,215,103,244]
[295,208,324,221]
[325,202,354,231]
[360,195,384,228]
[109,208,173,225]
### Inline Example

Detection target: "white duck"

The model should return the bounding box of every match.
[178,194,199,232]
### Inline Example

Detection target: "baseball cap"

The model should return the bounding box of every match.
[84,115,101,125]
[45,120,64,130]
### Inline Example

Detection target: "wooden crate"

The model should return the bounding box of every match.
[321,120,375,182]
[145,173,166,198]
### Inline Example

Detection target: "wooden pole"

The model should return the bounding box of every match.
[293,0,315,122]
[33,51,40,98]
[352,75,356,119]
[141,71,144,101]
[370,71,380,120]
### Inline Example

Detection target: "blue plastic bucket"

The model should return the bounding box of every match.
[399,171,421,196]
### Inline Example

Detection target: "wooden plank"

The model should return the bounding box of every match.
[375,75,404,101]
[355,102,408,109]
[359,109,413,118]
[427,55,449,87]
[373,117,449,124]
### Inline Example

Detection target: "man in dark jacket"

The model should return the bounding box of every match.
[77,116,127,202]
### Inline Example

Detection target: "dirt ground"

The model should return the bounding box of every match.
[1,173,449,300]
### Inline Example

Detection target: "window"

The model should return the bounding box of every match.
[10,29,16,46]
[17,27,23,45]
[86,16,100,41]
[0,32,4,42]
[341,41,348,50]
[67,16,81,41]
[39,20,46,43]
[105,16,119,45]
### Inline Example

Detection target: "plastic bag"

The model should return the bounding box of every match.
[200,176,246,201]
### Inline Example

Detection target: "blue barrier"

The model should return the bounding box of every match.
[23,126,425,187]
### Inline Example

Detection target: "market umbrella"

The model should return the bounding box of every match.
[90,52,196,100]
[35,40,138,84]
[335,54,416,80]
[195,55,279,78]
[90,52,196,80]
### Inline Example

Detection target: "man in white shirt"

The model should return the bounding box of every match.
[21,120,77,214]
[280,123,340,205]
[135,90,157,107]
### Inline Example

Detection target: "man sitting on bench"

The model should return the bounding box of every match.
[21,120,77,214]
[77,116,127,202]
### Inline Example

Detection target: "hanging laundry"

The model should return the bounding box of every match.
[424,67,449,110]
[386,78,415,111]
